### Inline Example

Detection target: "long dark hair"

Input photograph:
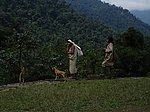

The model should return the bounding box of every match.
[108,36,114,45]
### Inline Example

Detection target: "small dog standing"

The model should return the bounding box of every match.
[19,64,25,84]
[52,67,66,80]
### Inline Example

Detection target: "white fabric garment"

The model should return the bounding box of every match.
[68,39,83,56]
[68,39,81,50]
[68,40,78,74]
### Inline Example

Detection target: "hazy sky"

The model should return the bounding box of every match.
[101,0,150,10]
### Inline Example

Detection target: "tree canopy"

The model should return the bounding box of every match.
[0,0,150,85]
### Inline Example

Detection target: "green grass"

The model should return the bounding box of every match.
[0,78,150,112]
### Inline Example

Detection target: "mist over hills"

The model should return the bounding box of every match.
[131,10,150,25]
[65,0,150,35]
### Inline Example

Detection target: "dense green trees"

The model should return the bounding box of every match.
[0,0,150,85]
[0,0,113,85]
[115,27,150,76]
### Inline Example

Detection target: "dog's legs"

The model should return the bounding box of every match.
[62,74,65,80]
[61,73,65,81]
[63,73,68,81]
[55,76,58,80]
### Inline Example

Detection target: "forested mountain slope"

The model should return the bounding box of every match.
[65,0,150,35]
[0,0,113,48]
[0,0,113,85]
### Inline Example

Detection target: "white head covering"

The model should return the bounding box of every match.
[68,39,81,50]
[68,39,74,44]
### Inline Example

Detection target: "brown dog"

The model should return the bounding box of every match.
[52,67,66,80]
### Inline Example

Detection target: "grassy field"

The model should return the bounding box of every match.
[0,78,150,112]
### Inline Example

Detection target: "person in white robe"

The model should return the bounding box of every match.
[102,36,114,78]
[67,40,78,78]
